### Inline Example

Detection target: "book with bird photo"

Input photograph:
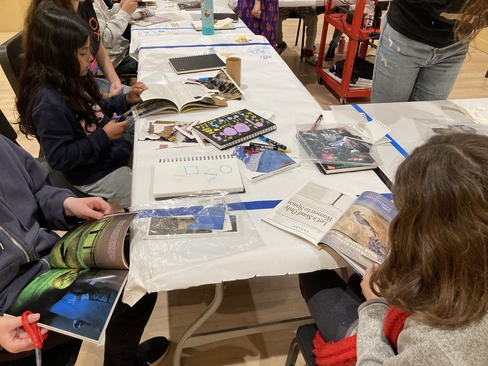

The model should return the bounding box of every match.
[262,180,397,275]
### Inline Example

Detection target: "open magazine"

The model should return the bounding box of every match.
[5,213,137,345]
[262,180,397,275]
[132,80,225,118]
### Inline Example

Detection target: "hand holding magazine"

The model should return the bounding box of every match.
[262,180,397,275]
[5,213,137,345]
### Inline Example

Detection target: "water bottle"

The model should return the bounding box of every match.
[338,36,346,54]
[201,0,214,35]
[362,1,375,30]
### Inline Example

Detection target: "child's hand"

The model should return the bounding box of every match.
[361,265,381,301]
[121,0,138,15]
[126,82,148,105]
[109,80,124,96]
[0,313,49,353]
[251,0,261,19]
[103,117,130,140]
[63,197,113,219]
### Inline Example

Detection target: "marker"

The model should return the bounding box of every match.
[311,114,323,130]
[248,142,288,152]
[198,77,213,81]
[186,78,205,83]
[258,135,290,152]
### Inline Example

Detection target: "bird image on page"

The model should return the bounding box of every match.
[353,210,378,237]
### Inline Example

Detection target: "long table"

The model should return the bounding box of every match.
[125,3,389,365]
[329,98,488,182]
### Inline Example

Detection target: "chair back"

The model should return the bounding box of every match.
[0,109,19,145]
[0,32,23,96]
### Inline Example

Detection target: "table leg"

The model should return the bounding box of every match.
[172,282,313,366]
[173,282,225,366]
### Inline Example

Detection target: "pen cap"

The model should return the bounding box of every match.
[226,57,241,87]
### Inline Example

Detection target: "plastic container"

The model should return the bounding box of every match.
[338,36,346,54]
[201,0,214,35]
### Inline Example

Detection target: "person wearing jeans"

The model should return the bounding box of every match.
[370,0,486,103]
[371,17,469,102]
[325,28,343,60]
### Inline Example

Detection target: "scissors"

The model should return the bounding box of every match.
[21,310,47,366]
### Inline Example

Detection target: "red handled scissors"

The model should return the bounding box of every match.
[21,310,47,366]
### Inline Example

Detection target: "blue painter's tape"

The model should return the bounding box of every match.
[351,104,409,158]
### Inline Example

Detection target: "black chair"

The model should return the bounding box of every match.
[0,109,89,198]
[0,31,22,96]
[284,323,318,366]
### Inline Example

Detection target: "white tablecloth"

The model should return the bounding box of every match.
[124,18,389,305]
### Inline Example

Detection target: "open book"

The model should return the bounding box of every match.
[262,180,396,275]
[133,80,224,118]
[5,213,137,345]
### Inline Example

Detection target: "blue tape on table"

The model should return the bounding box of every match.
[351,104,410,158]
[140,42,270,51]
[227,194,393,211]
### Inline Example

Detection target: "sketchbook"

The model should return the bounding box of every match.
[232,145,299,182]
[177,1,201,9]
[191,19,236,31]
[296,127,378,174]
[168,53,226,75]
[5,213,137,345]
[153,154,245,199]
[208,12,239,22]
[192,109,277,150]
[262,180,397,275]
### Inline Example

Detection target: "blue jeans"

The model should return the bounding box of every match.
[371,18,469,103]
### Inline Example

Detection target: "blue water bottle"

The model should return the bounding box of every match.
[201,0,214,35]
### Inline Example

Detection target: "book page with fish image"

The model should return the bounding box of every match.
[262,180,396,275]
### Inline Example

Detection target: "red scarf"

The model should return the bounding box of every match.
[312,306,410,366]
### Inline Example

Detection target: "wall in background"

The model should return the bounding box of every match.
[0,0,30,32]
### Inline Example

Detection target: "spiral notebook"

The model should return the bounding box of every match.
[168,54,226,75]
[153,154,245,199]
[192,109,277,150]
[296,127,377,174]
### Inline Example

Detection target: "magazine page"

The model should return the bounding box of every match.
[139,81,209,112]
[169,80,209,110]
[6,268,127,345]
[199,69,243,100]
[50,213,138,270]
[232,145,299,182]
[262,180,357,244]
[129,195,266,274]
[321,191,397,273]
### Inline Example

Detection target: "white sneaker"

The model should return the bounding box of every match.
[304,54,318,66]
